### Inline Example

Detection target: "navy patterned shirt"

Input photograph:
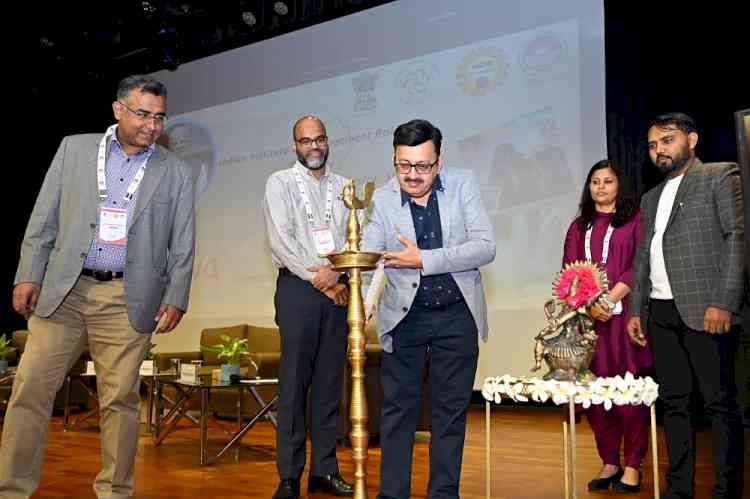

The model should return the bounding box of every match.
[401,176,464,309]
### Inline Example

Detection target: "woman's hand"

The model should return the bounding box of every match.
[589,302,612,322]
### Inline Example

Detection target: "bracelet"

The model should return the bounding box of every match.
[600,295,616,310]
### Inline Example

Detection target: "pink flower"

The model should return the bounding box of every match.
[555,266,602,309]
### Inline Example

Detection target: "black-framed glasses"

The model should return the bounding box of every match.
[394,159,439,174]
[118,101,167,125]
[295,135,328,147]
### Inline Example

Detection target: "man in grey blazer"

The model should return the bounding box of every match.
[362,119,495,499]
[627,113,744,499]
[0,75,195,499]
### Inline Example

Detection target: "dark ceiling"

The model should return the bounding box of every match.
[30,0,395,97]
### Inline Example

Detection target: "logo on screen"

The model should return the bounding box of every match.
[352,72,379,113]
[395,62,439,105]
[456,47,509,97]
[520,34,565,82]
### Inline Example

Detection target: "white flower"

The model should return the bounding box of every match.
[641,377,659,406]
[574,384,593,409]
[549,381,576,405]
[529,380,550,403]
[484,374,660,409]
[589,377,609,394]
[482,377,500,403]
[511,382,529,402]
[599,382,620,410]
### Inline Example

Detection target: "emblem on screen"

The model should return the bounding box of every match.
[352,72,379,113]
[456,47,509,97]
[396,62,439,105]
[520,34,565,82]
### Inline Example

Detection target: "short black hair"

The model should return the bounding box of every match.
[393,119,442,155]
[116,75,168,101]
[649,112,697,135]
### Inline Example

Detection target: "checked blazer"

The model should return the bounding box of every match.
[629,159,745,333]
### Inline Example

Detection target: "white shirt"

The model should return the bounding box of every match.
[263,162,349,281]
[649,174,684,299]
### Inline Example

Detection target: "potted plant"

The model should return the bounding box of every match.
[0,335,17,374]
[202,335,258,382]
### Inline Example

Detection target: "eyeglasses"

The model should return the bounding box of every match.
[394,159,439,174]
[118,101,167,125]
[295,135,328,147]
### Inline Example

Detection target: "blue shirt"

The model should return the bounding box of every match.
[84,137,153,271]
[401,176,464,309]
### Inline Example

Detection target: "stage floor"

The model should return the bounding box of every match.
[9,405,750,498]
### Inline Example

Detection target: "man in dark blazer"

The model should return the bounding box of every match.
[627,113,744,499]
[0,75,195,499]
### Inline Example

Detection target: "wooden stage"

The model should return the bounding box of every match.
[8,404,749,498]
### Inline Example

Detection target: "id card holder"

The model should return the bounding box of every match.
[97,207,128,247]
[612,301,623,315]
[312,227,336,256]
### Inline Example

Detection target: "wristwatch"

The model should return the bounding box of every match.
[600,295,616,311]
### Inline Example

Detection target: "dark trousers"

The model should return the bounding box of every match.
[648,299,744,499]
[377,301,478,499]
[274,274,348,480]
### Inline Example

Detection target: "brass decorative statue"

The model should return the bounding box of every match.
[327,179,381,499]
[531,260,608,382]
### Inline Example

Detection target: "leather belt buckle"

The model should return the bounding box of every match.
[93,270,113,282]
[82,268,123,281]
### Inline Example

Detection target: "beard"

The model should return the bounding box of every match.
[297,148,328,170]
[655,145,690,175]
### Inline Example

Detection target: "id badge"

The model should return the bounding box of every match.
[97,207,128,247]
[312,227,336,256]
[612,301,623,315]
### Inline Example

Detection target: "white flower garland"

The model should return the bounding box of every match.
[482,372,659,410]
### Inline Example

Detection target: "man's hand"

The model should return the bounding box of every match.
[308,265,340,291]
[383,235,422,269]
[626,316,647,347]
[154,304,184,334]
[324,283,349,307]
[704,306,731,334]
[13,282,41,320]
[589,302,612,322]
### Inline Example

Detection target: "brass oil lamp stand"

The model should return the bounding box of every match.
[327,179,380,499]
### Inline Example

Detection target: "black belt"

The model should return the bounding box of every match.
[278,267,294,277]
[278,267,348,283]
[81,268,124,281]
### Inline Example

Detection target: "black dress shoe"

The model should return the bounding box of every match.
[614,470,641,494]
[587,467,624,491]
[273,479,300,499]
[308,472,354,496]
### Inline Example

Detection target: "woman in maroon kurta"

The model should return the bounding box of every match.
[562,160,653,493]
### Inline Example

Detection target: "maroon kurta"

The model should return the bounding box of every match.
[562,210,653,377]
[562,209,653,468]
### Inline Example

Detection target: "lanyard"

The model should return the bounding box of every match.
[293,164,333,226]
[97,125,152,205]
[585,223,614,265]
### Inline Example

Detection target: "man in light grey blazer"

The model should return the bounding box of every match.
[362,119,495,499]
[627,113,744,499]
[0,75,195,499]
